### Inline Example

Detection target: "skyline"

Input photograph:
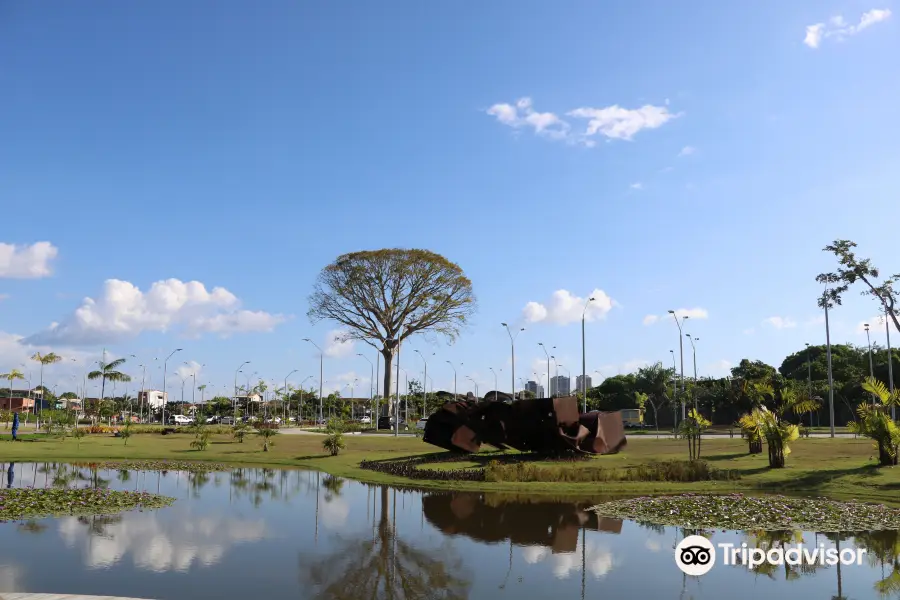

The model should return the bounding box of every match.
[2,1,898,398]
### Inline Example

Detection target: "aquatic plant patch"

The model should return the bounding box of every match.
[359,458,486,481]
[0,488,174,522]
[70,460,232,473]
[590,493,900,531]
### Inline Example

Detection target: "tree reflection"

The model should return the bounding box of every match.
[853,530,900,597]
[76,514,124,538]
[16,520,47,534]
[735,530,826,581]
[299,486,471,599]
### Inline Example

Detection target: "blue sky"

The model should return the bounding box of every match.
[1,0,898,399]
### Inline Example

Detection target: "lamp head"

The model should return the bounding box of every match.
[668,309,675,314]
[501,322,508,327]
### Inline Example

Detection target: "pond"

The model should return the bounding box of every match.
[0,461,897,599]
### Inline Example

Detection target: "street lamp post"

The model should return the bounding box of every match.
[886,310,896,420]
[284,368,298,422]
[502,323,524,400]
[822,290,836,438]
[234,361,250,415]
[446,361,460,399]
[669,349,678,429]
[865,323,875,405]
[415,350,432,417]
[466,376,479,398]
[299,375,313,423]
[303,339,325,425]
[489,367,499,402]
[162,348,182,425]
[539,343,551,399]
[668,311,687,420]
[581,296,595,413]
[686,335,699,416]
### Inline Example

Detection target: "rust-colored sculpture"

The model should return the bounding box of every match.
[422,396,627,455]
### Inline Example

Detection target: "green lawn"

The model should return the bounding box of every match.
[1,430,897,503]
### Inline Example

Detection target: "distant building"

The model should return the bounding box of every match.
[575,375,593,393]
[525,380,545,398]
[137,390,168,409]
[550,376,571,397]
[0,396,35,413]
[233,393,262,405]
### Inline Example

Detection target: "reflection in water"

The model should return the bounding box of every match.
[57,510,267,572]
[300,485,472,599]
[6,463,13,488]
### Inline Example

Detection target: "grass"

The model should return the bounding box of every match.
[2,431,899,503]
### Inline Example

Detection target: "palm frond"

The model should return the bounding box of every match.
[863,376,891,403]
[103,358,128,371]
[87,370,104,380]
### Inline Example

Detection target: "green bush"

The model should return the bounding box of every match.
[190,430,212,451]
[483,459,739,483]
[322,432,346,456]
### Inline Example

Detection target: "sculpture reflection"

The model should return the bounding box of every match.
[422,492,622,552]
[300,485,471,599]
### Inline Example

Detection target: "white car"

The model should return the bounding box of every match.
[415,418,428,431]
[171,415,194,425]
[359,416,371,424]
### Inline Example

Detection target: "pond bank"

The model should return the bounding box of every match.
[3,432,900,505]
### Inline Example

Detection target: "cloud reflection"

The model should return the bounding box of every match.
[57,512,267,572]
[520,541,615,579]
[0,564,23,592]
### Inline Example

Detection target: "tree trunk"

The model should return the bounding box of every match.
[381,349,395,418]
[749,439,763,454]
[878,442,898,466]
[768,445,785,468]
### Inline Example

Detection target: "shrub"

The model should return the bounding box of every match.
[71,427,86,449]
[322,432,345,456]
[255,424,279,452]
[190,430,211,451]
[483,459,739,484]
[232,422,249,443]
[120,422,133,446]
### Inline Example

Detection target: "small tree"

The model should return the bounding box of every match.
[256,423,278,452]
[191,430,211,451]
[120,420,133,446]
[71,426,86,449]
[322,418,346,456]
[678,408,711,461]
[849,377,900,466]
[233,421,249,443]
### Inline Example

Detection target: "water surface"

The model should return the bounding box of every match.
[0,462,897,599]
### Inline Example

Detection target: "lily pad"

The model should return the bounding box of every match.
[590,493,900,532]
[0,488,174,522]
[70,460,232,473]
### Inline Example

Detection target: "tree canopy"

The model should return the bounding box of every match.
[308,248,476,401]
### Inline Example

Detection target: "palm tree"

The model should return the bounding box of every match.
[87,358,131,420]
[30,351,62,416]
[2,368,26,409]
[737,384,815,468]
[849,377,900,465]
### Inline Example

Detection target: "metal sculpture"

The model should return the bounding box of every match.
[422,396,626,455]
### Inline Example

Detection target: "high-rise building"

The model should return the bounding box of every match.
[550,375,571,397]
[525,380,545,398]
[575,374,593,394]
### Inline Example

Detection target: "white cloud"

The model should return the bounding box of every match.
[857,315,889,334]
[0,241,58,278]
[630,182,644,190]
[642,308,709,325]
[645,539,662,552]
[762,316,797,329]
[804,23,825,48]
[487,97,678,145]
[0,330,96,385]
[486,97,570,141]
[522,289,616,326]
[567,104,680,141]
[324,329,355,358]
[706,359,733,376]
[521,540,615,579]
[804,8,891,48]
[176,360,203,380]
[677,145,695,157]
[24,278,286,346]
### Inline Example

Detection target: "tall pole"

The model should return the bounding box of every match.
[375,351,380,418]
[582,297,595,413]
[139,364,147,423]
[467,376,478,398]
[886,309,895,420]
[865,324,875,405]
[234,361,250,415]
[823,291,835,438]
[446,361,458,399]
[668,311,687,420]
[502,323,524,400]
[489,367,499,402]
[670,349,677,428]
[303,339,325,424]
[284,369,297,422]
[162,348,182,425]
[686,335,699,415]
[539,343,551,399]
[395,335,402,437]
[804,343,812,397]
[415,351,430,417]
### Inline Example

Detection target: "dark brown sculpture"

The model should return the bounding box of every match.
[422,396,627,455]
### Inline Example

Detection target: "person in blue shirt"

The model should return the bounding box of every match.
[7,462,14,488]
[11,411,20,441]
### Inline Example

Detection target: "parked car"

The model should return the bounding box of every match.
[264,417,282,424]
[359,416,371,424]
[171,414,194,425]
[415,418,428,431]
[205,416,219,424]
[220,416,234,425]
[377,416,408,430]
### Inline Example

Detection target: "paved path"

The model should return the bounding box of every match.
[0,594,154,600]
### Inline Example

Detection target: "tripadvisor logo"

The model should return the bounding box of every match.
[674,534,866,576]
